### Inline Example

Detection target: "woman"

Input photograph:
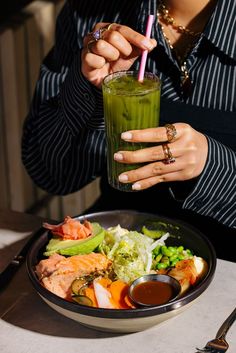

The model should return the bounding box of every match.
[22,0,236,260]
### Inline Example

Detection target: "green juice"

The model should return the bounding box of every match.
[102,71,161,192]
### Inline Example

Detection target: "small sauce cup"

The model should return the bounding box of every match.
[128,274,181,307]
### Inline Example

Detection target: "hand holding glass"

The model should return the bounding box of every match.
[102,71,161,192]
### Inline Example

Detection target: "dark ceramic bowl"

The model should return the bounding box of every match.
[26,210,216,333]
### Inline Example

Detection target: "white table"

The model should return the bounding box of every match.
[0,209,235,353]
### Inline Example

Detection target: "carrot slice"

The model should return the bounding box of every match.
[109,280,131,309]
[97,277,112,288]
[84,287,98,307]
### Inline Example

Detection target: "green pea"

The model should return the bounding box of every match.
[177,246,184,253]
[156,262,168,270]
[186,249,193,256]
[155,253,163,263]
[169,254,178,262]
[161,246,173,257]
[171,258,180,267]
[152,245,161,256]
[168,246,177,253]
[178,254,185,260]
[161,256,170,265]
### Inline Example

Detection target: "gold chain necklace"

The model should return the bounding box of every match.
[160,23,194,99]
[158,0,201,37]
[157,1,202,98]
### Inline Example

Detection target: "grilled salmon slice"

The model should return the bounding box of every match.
[36,253,111,299]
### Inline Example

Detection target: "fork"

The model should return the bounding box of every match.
[195,307,236,353]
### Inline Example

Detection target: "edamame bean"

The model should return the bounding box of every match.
[161,246,173,257]
[153,245,161,256]
[156,262,168,270]
[169,254,178,262]
[155,254,162,263]
[177,246,184,253]
[171,258,180,267]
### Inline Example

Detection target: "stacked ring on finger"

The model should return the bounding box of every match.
[165,123,177,142]
[162,143,176,164]
[87,23,115,53]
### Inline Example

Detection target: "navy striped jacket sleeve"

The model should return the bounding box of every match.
[183,137,236,228]
[22,0,236,229]
[22,3,106,195]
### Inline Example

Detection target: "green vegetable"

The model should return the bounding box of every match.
[156,262,168,270]
[72,295,93,306]
[152,245,161,257]
[155,253,163,263]
[43,222,104,256]
[71,278,89,295]
[153,244,194,270]
[100,226,154,283]
[142,225,167,239]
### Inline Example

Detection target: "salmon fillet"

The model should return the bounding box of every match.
[36,253,111,299]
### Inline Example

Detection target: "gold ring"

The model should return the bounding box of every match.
[165,123,177,142]
[162,143,176,164]
[87,39,96,53]
[106,23,115,31]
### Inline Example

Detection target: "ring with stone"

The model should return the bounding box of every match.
[162,143,176,164]
[91,23,115,41]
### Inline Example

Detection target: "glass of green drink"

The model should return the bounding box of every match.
[102,70,161,192]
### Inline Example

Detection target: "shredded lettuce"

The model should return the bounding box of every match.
[100,225,170,283]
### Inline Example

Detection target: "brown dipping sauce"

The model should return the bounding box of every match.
[131,280,175,306]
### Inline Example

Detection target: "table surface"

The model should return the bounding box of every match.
[0,209,235,353]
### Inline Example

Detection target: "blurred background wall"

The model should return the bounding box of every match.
[0,0,101,220]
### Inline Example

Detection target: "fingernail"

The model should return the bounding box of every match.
[114,153,123,161]
[119,174,128,182]
[132,183,141,190]
[141,39,153,50]
[121,132,132,140]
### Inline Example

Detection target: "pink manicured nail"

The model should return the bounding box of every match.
[114,153,123,161]
[119,174,128,182]
[121,132,132,140]
[132,183,141,190]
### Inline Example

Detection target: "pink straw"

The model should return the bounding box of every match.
[138,14,154,82]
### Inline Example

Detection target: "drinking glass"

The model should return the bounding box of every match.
[102,70,161,192]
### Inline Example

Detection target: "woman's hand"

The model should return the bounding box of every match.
[81,23,156,87]
[114,123,208,191]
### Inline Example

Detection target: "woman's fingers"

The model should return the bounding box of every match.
[121,124,182,143]
[131,172,185,191]
[84,52,107,69]
[118,159,197,191]
[81,22,157,87]
[118,159,183,182]
[114,141,183,164]
[103,23,156,51]
[114,123,209,190]
[132,172,182,190]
